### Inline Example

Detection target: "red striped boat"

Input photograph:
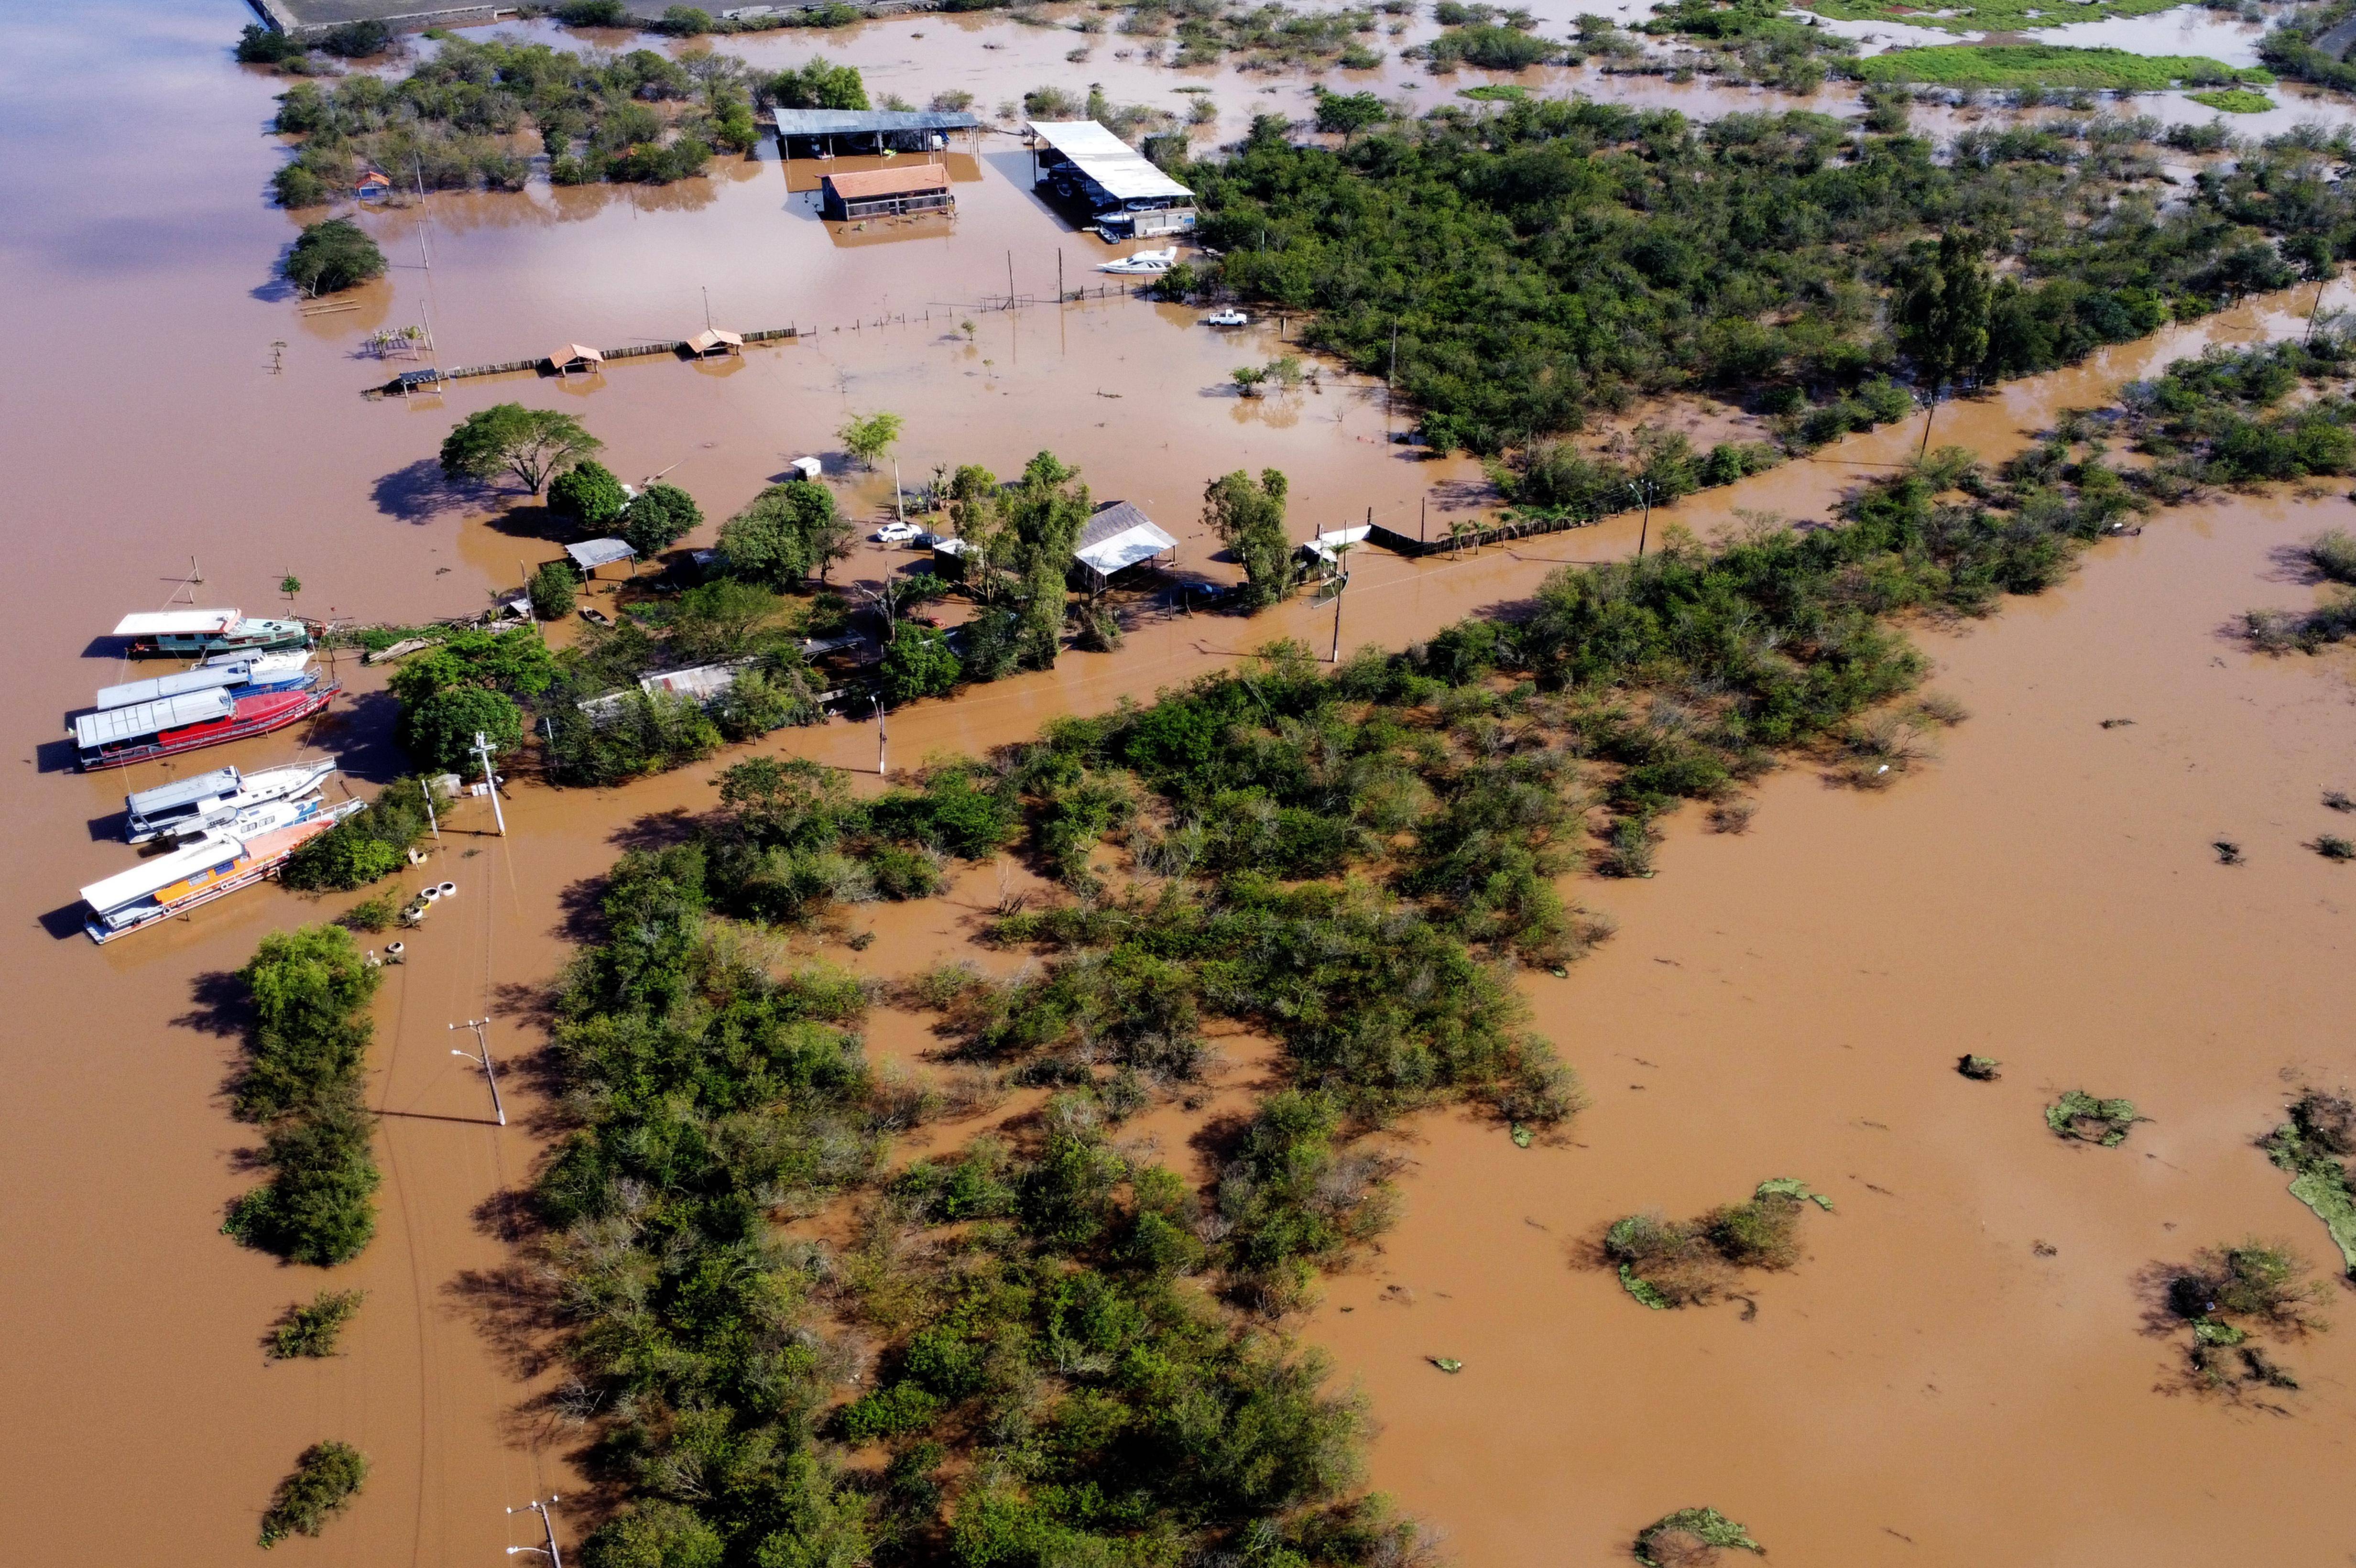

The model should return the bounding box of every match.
[73,682,340,772]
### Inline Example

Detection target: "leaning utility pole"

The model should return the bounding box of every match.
[875,697,889,778]
[506,1494,564,1568]
[473,731,507,835]
[448,1020,505,1127]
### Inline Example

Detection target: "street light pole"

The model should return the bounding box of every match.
[448,1020,505,1126]
[507,1494,563,1568]
[473,730,507,835]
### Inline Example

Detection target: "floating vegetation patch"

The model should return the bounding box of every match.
[1635,1506,1764,1566]
[2263,1090,2356,1274]
[1457,82,1528,100]
[2159,1239,2329,1397]
[1605,1179,1823,1307]
[1958,1054,2002,1081]
[2046,1089,2142,1147]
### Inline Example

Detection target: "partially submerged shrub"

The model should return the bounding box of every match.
[2263,1089,2356,1275]
[267,1289,365,1360]
[1958,1054,2001,1081]
[258,1441,368,1546]
[1635,1507,1764,1567]
[1605,1180,1826,1307]
[2046,1089,2141,1147]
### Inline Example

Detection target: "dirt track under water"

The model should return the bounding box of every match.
[2,1,2354,1561]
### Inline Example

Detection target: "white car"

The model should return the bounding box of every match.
[873,522,921,544]
[1203,309,1249,327]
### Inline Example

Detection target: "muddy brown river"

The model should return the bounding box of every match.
[1,1,2351,1561]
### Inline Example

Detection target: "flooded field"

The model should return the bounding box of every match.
[2,0,2354,1562]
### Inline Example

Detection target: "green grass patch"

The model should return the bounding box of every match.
[2189,87,2275,113]
[1809,0,2184,33]
[1457,82,1527,101]
[1854,44,2269,90]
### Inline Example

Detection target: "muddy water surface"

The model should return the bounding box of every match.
[3,0,2354,1561]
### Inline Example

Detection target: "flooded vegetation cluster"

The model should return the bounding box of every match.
[489,418,2233,1557]
[265,37,767,203]
[1180,96,2343,454]
[218,926,386,1269]
[529,848,1438,1568]
[2263,1089,2356,1272]
[1603,1178,1832,1309]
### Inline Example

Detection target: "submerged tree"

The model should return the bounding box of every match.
[281,218,385,295]
[837,409,903,471]
[1205,467,1297,610]
[1894,229,1993,403]
[719,478,853,587]
[546,458,628,531]
[438,403,601,495]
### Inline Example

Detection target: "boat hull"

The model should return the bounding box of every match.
[85,804,360,943]
[77,684,340,772]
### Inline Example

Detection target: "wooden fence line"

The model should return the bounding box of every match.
[367,286,1151,396]
[1368,510,1602,559]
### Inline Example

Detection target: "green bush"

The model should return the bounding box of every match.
[529,559,579,620]
[282,218,386,296]
[620,482,703,556]
[880,621,961,703]
[280,821,404,892]
[267,1289,366,1360]
[259,1441,368,1547]
[548,459,629,531]
[399,685,524,775]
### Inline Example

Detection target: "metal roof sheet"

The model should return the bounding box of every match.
[772,109,979,135]
[566,538,637,569]
[73,687,235,750]
[1026,121,1193,202]
[1074,501,1178,577]
[113,610,240,637]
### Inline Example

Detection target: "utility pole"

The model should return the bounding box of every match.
[893,457,905,525]
[448,1020,505,1126]
[506,1494,563,1568]
[1387,325,1398,435]
[875,697,888,777]
[421,775,440,841]
[473,731,507,835]
[1627,480,1652,559]
[702,284,712,330]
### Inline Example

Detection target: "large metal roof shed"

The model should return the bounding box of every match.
[771,108,979,156]
[1026,121,1196,232]
[1071,501,1178,587]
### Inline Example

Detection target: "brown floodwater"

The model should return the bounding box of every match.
[3,0,2353,1560]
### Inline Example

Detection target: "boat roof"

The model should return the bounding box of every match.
[73,687,235,750]
[1027,121,1193,202]
[79,832,240,913]
[96,663,249,711]
[567,537,637,569]
[113,610,240,637]
[126,766,241,817]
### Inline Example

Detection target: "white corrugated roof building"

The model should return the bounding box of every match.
[1072,501,1178,585]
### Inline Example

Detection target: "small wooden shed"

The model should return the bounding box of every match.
[356,168,393,200]
[685,328,744,359]
[549,343,605,377]
[820,164,955,222]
